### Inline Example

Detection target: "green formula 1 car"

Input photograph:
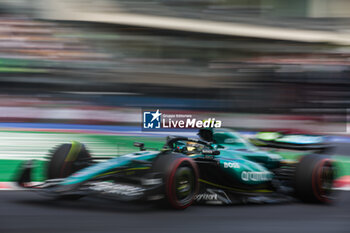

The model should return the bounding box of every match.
[250,131,331,152]
[17,128,337,209]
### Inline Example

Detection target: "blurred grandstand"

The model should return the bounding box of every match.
[0,0,349,132]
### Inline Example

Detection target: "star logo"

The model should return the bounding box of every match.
[150,109,162,122]
[143,109,162,129]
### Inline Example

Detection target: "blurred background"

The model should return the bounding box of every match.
[0,0,349,133]
[1,3,350,232]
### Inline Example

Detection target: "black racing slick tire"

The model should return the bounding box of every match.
[47,142,91,179]
[295,154,336,204]
[152,153,199,209]
[47,142,91,200]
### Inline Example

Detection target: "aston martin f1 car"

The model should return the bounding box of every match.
[17,128,337,209]
[250,131,331,152]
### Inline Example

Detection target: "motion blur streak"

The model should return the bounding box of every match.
[0,0,349,232]
[0,1,349,133]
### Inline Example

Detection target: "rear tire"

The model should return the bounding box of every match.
[295,154,336,203]
[152,153,199,209]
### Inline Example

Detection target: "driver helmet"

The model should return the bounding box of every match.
[198,128,213,142]
[186,142,198,154]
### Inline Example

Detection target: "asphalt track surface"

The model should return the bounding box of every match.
[1,143,350,233]
[0,191,349,233]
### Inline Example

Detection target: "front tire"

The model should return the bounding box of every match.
[153,153,199,209]
[47,142,91,179]
[47,141,91,200]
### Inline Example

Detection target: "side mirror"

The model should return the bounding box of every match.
[133,142,145,151]
[202,149,220,156]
